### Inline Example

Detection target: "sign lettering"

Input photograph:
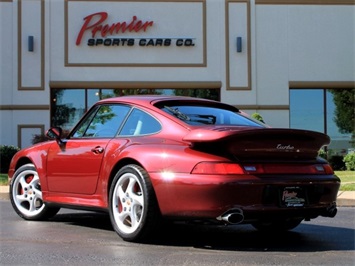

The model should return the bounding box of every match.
[76,12,154,45]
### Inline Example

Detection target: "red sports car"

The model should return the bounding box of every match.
[8,95,340,242]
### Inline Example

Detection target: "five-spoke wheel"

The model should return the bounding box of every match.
[10,164,60,220]
[109,164,160,242]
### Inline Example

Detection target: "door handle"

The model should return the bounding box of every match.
[91,146,104,154]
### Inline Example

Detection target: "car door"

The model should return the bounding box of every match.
[46,104,131,194]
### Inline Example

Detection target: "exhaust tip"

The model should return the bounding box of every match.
[321,204,337,218]
[326,206,337,218]
[217,208,244,224]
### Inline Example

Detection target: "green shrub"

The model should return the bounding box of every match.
[328,155,346,171]
[343,152,355,171]
[32,129,70,145]
[32,134,49,144]
[0,145,20,173]
[251,113,265,123]
[318,149,327,159]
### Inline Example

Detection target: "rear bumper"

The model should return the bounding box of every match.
[149,172,340,221]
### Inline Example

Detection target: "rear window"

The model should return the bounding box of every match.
[158,103,264,127]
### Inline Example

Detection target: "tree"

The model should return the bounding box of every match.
[330,89,355,147]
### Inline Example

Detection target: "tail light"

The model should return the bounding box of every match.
[191,162,245,175]
[191,162,334,175]
[320,164,334,174]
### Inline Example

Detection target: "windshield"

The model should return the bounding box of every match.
[159,104,264,127]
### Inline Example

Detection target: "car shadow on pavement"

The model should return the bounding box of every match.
[50,211,354,252]
[149,222,355,252]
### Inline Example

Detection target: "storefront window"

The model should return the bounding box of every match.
[51,88,220,131]
[51,89,86,131]
[290,88,354,155]
[87,89,117,109]
[290,89,324,132]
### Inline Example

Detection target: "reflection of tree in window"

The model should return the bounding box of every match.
[87,106,115,134]
[53,105,69,126]
[120,89,163,96]
[174,89,219,101]
[52,90,77,127]
[330,89,355,147]
[72,107,98,138]
[51,89,86,130]
[82,105,131,137]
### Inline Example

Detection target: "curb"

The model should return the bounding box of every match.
[336,191,355,207]
[1,186,354,206]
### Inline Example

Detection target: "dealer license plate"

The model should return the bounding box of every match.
[280,186,307,207]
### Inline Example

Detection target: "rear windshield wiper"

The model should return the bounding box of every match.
[164,106,191,121]
[188,114,216,125]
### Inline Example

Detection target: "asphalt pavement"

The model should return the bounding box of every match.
[1,186,354,206]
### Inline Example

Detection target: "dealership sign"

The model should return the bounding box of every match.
[66,1,205,66]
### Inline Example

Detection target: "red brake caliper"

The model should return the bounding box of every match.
[19,174,34,195]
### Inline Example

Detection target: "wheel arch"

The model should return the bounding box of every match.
[106,158,145,200]
[9,157,34,179]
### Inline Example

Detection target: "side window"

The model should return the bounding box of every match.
[72,106,99,138]
[72,104,130,138]
[120,108,161,136]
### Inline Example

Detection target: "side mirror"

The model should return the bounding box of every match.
[46,127,62,139]
[46,127,65,146]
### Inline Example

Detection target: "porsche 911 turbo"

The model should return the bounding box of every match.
[8,95,340,242]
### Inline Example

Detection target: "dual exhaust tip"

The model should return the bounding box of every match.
[217,204,338,225]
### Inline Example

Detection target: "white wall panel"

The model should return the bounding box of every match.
[288,5,355,81]
[66,1,205,66]
[0,2,14,104]
[19,125,43,148]
[13,111,48,147]
[20,0,43,89]
[255,6,289,105]
[226,1,250,90]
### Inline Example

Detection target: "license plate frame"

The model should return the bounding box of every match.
[279,186,308,207]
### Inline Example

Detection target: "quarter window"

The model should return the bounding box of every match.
[120,109,161,136]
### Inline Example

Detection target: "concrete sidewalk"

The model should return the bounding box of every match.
[1,185,354,206]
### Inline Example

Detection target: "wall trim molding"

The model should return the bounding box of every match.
[49,81,222,89]
[236,105,289,110]
[0,105,50,110]
[255,0,355,5]
[289,81,355,89]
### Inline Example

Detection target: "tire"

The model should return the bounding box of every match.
[252,218,303,232]
[109,164,160,242]
[9,164,60,220]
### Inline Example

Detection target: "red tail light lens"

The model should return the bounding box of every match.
[321,164,334,174]
[248,164,334,175]
[191,162,245,175]
[191,162,334,175]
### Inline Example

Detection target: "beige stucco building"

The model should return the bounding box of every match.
[0,0,354,153]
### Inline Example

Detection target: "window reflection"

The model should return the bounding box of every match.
[120,108,161,136]
[290,88,354,155]
[290,90,324,132]
[51,89,86,130]
[83,105,130,137]
[51,88,220,131]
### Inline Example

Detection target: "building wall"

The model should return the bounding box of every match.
[254,2,354,126]
[0,0,354,148]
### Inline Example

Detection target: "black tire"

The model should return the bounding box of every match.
[108,164,160,242]
[252,218,303,232]
[9,164,60,220]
